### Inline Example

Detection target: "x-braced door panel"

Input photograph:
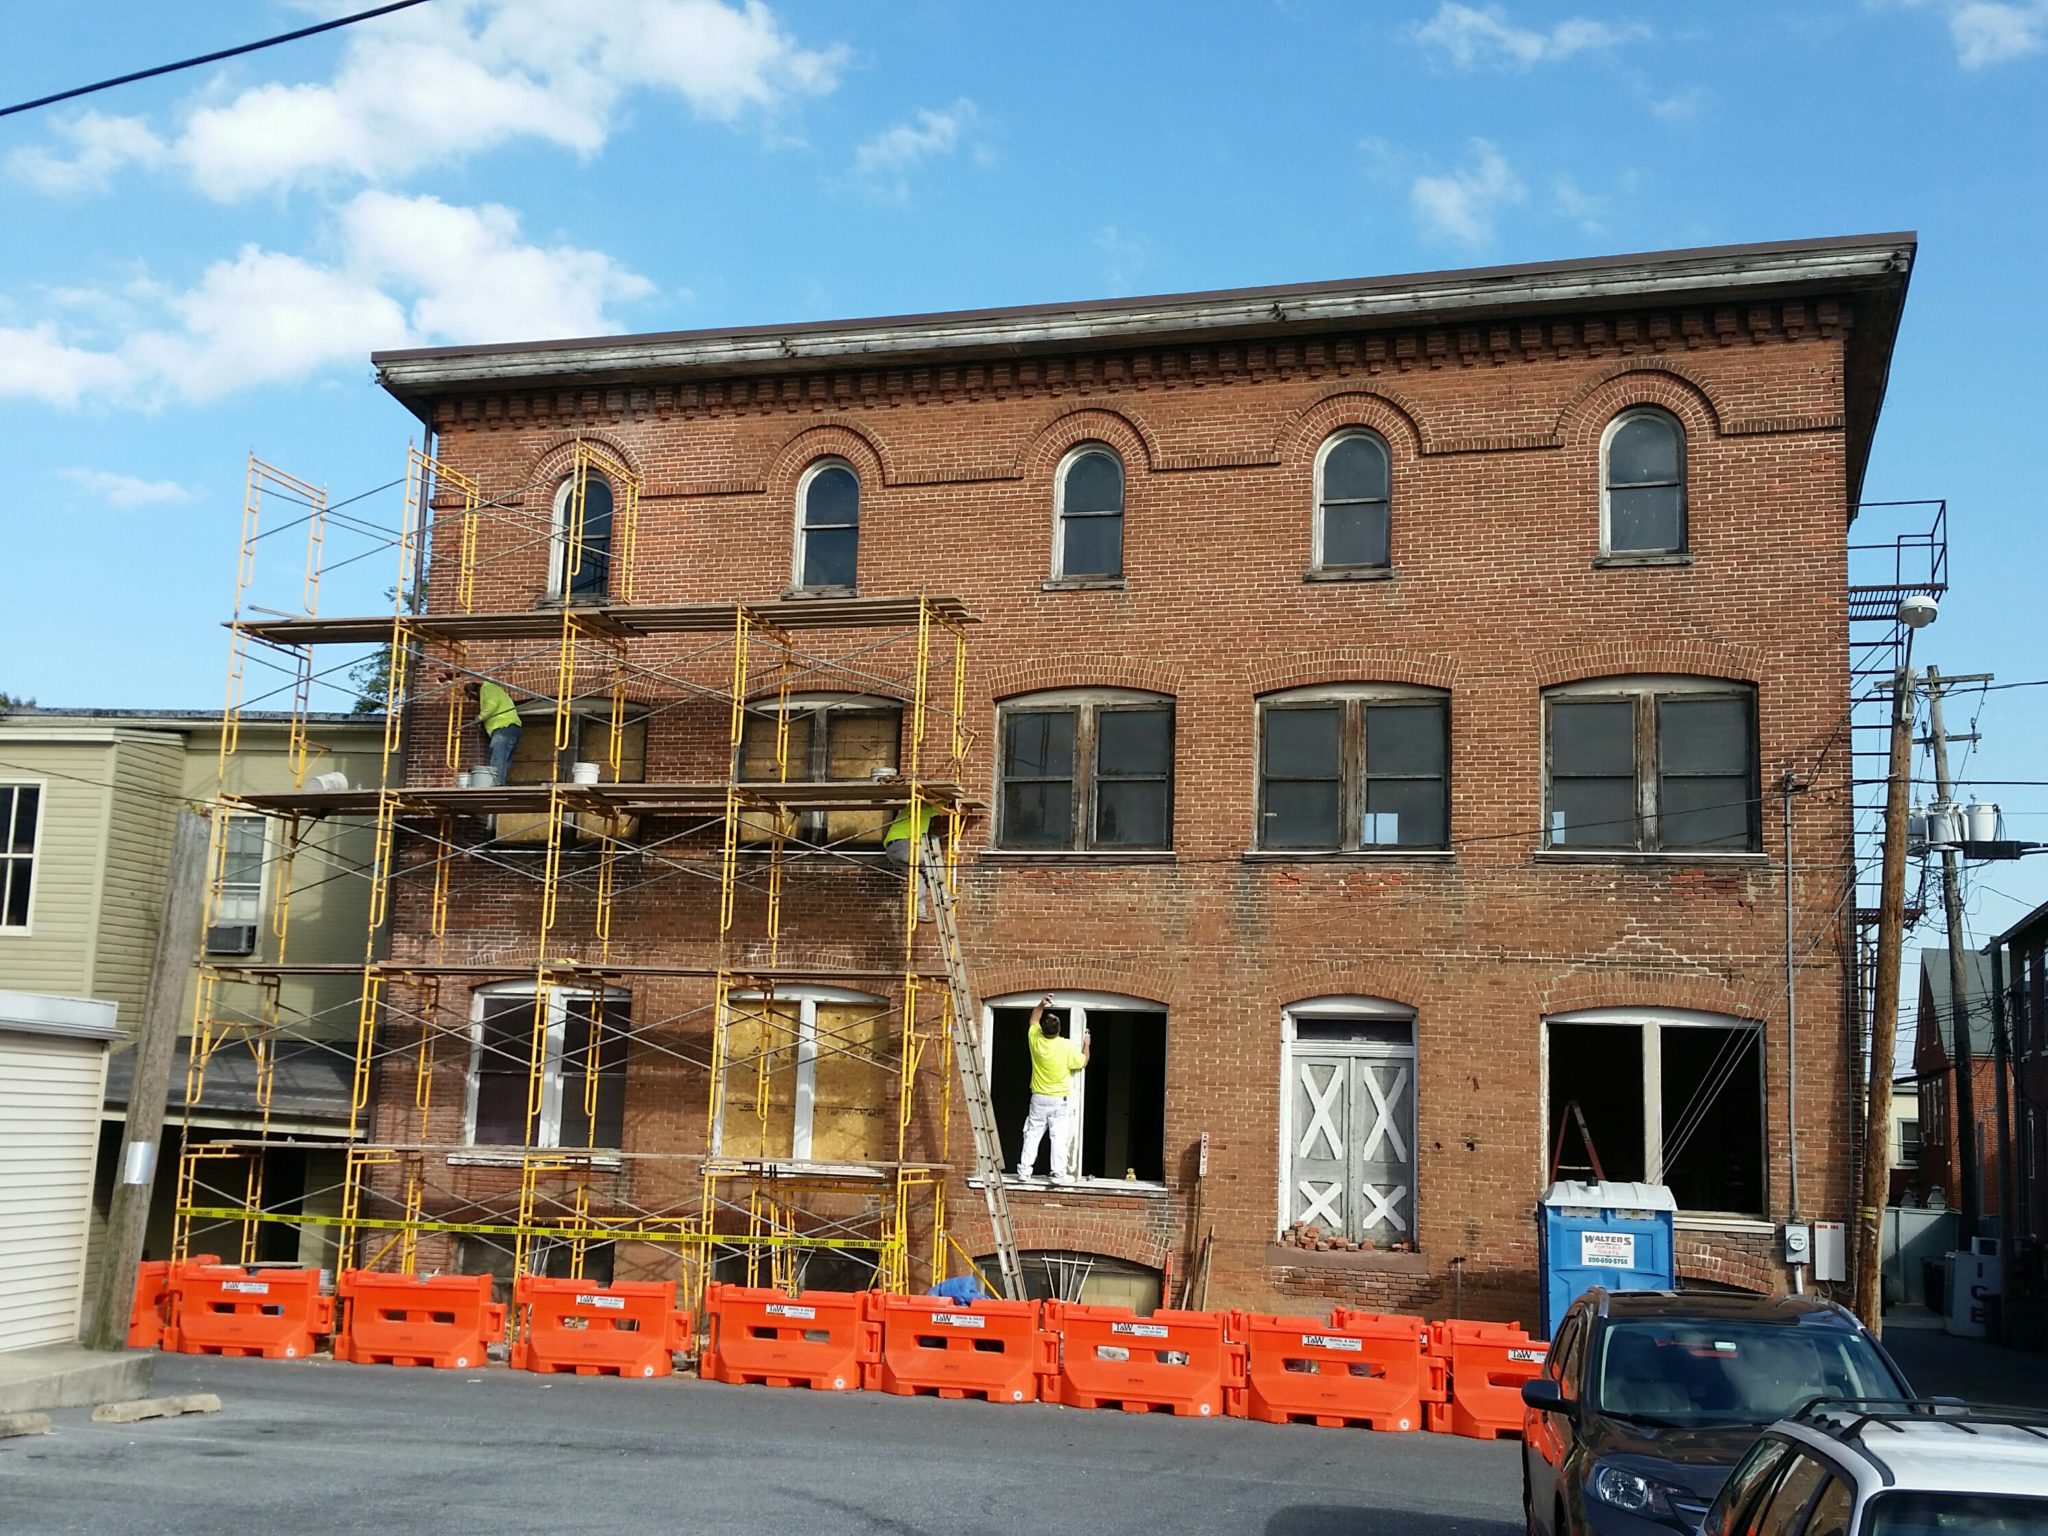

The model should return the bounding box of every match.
[1288,1048,1415,1243]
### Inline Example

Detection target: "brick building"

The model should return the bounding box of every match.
[338,234,1913,1321]
[1909,947,1999,1217]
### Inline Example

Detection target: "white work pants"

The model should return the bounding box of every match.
[1018,1092,1074,1179]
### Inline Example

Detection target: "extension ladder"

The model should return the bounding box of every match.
[917,843,1026,1301]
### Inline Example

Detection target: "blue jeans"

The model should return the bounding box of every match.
[487,725,521,786]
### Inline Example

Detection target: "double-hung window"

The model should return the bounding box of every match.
[1601,407,1687,557]
[795,460,860,591]
[550,473,614,598]
[1053,446,1124,580]
[1544,678,1757,851]
[738,695,902,848]
[996,690,1172,850]
[0,783,39,931]
[467,986,628,1150]
[1312,430,1392,571]
[1257,686,1450,850]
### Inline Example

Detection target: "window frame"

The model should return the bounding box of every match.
[463,983,630,1152]
[994,688,1174,853]
[1599,406,1688,558]
[1051,443,1126,582]
[793,457,861,593]
[1275,996,1420,1245]
[207,812,269,943]
[1,780,45,935]
[1311,428,1393,573]
[982,989,1168,1190]
[1542,676,1759,854]
[737,692,903,848]
[711,984,889,1168]
[547,472,615,599]
[1543,1006,1767,1219]
[1254,684,1451,853]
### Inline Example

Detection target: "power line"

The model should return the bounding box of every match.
[0,0,434,120]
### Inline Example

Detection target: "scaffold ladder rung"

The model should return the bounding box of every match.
[917,850,1024,1302]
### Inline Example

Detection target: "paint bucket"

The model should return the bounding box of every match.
[311,771,349,792]
[570,762,601,785]
[455,771,475,789]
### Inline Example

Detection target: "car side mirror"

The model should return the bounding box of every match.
[1521,1377,1571,1414]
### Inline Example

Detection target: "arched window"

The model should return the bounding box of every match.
[1543,676,1757,851]
[1313,430,1391,571]
[796,460,860,590]
[995,688,1173,850]
[1601,407,1687,556]
[1256,684,1450,850]
[1279,997,1418,1245]
[1054,446,1124,580]
[550,473,613,598]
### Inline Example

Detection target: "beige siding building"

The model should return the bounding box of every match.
[0,710,383,1285]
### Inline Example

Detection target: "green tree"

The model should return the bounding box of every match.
[0,692,33,716]
[345,588,411,715]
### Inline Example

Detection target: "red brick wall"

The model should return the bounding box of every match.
[368,296,1861,1323]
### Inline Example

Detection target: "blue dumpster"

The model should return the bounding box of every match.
[1538,1181,1677,1338]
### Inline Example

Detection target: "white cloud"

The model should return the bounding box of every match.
[12,0,846,201]
[1093,225,1148,297]
[3,192,654,408]
[1410,139,1526,245]
[56,469,193,508]
[1411,3,1649,67]
[7,112,166,195]
[1651,87,1707,121]
[1949,1,2048,65]
[853,99,978,201]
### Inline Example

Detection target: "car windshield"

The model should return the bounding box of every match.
[1866,1492,2048,1535]
[1593,1320,1897,1425]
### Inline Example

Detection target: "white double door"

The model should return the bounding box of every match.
[1287,1044,1415,1243]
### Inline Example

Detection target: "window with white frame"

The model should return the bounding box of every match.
[467,985,628,1149]
[1,783,41,931]
[1279,998,1418,1245]
[1313,430,1392,571]
[715,986,894,1163]
[1601,407,1687,556]
[549,473,614,598]
[1544,677,1758,851]
[1544,1007,1763,1216]
[212,814,267,925]
[795,459,860,591]
[984,991,1166,1184]
[1257,685,1450,850]
[1053,445,1124,580]
[996,689,1173,851]
[738,694,901,849]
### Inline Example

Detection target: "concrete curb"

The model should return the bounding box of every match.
[0,1412,53,1440]
[90,1393,222,1425]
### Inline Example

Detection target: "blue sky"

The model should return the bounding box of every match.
[3,0,2045,940]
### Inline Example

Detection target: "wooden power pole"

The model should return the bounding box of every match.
[85,808,210,1351]
[1854,669,1917,1333]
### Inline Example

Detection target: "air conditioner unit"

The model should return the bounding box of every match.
[205,923,258,957]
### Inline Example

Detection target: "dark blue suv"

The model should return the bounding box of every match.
[1520,1290,1912,1536]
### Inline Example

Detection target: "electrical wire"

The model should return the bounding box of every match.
[0,1,434,120]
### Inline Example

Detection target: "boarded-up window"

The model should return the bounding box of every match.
[494,707,647,846]
[809,1001,894,1161]
[737,703,900,849]
[719,999,801,1159]
[718,992,891,1164]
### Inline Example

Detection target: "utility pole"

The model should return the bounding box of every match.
[85,808,210,1350]
[1925,665,1991,1240]
[1855,667,1918,1332]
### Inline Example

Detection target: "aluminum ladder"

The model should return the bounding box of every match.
[916,844,1025,1301]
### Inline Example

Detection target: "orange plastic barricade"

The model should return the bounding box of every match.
[698,1284,873,1391]
[1425,1319,1548,1439]
[1231,1310,1441,1431]
[1044,1302,1240,1417]
[130,1255,219,1349]
[162,1263,332,1360]
[510,1277,692,1379]
[334,1270,505,1370]
[863,1293,1049,1404]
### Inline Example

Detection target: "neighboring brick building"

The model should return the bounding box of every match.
[1909,947,2000,1218]
[1989,899,2048,1345]
[348,234,1913,1321]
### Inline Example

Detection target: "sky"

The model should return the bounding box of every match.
[2,0,2045,952]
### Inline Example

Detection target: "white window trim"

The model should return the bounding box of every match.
[994,688,1175,853]
[1598,406,1688,558]
[1051,443,1125,581]
[1254,683,1452,853]
[1541,674,1758,853]
[982,988,1167,1191]
[0,778,45,937]
[464,982,627,1151]
[1275,996,1418,1241]
[547,474,612,598]
[210,811,270,931]
[792,458,861,592]
[1542,1005,1765,1219]
[1311,428,1393,572]
[713,983,886,1167]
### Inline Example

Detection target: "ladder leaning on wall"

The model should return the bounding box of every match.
[915,844,1026,1302]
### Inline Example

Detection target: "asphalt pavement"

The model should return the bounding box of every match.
[0,1353,1523,1536]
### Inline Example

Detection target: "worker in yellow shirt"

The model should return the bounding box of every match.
[473,680,523,786]
[1017,994,1090,1182]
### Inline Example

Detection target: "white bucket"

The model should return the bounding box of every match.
[1966,801,2001,842]
[311,771,348,792]
[455,771,475,789]
[570,761,601,785]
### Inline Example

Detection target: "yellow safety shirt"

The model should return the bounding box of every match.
[1027,1022,1086,1098]
[478,682,521,734]
[883,801,942,847]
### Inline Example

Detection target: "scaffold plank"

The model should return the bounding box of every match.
[233,594,976,646]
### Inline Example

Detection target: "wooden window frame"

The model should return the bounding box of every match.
[464,984,629,1151]
[794,458,861,594]
[712,985,890,1167]
[994,690,1174,852]
[1255,686,1451,852]
[1600,406,1688,557]
[1542,678,1759,853]
[1052,444,1126,581]
[738,694,903,849]
[548,473,615,599]
[1312,428,1393,573]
